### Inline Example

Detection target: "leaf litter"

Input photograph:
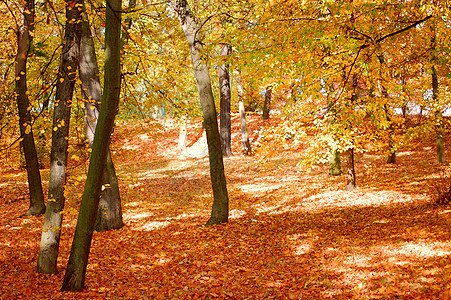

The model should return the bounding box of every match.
[0,114,450,299]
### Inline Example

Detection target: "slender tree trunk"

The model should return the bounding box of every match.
[262,85,272,120]
[236,69,251,154]
[327,88,342,176]
[173,0,229,226]
[384,105,396,164]
[377,53,396,164]
[61,0,122,291]
[344,74,357,191]
[345,148,356,191]
[219,44,232,157]
[177,114,188,153]
[80,11,124,232]
[433,67,445,164]
[15,0,45,217]
[37,0,83,274]
[430,20,446,164]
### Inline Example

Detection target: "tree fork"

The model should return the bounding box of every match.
[61,0,122,290]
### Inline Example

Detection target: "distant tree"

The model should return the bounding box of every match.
[61,0,122,290]
[384,104,396,164]
[236,68,251,154]
[262,85,272,120]
[376,53,396,164]
[345,74,358,191]
[430,22,446,164]
[14,0,45,216]
[177,114,188,153]
[326,83,342,176]
[219,44,232,157]
[37,0,82,274]
[345,148,356,191]
[173,0,229,226]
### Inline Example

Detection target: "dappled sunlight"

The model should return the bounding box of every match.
[303,189,420,210]
[321,240,451,297]
[123,211,153,221]
[229,209,247,219]
[1,117,451,299]
[397,151,415,157]
[240,183,283,195]
[138,220,170,231]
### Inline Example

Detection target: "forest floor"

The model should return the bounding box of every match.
[0,114,450,299]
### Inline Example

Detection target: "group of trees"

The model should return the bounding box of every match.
[1,0,450,292]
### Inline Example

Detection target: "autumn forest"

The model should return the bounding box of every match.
[0,0,450,298]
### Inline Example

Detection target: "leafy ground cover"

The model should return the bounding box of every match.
[0,115,450,299]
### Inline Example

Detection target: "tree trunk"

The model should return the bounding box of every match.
[61,0,122,291]
[430,20,445,164]
[329,149,342,176]
[433,72,445,164]
[37,0,82,274]
[384,105,396,164]
[377,53,397,164]
[15,0,45,217]
[95,152,123,231]
[79,11,124,232]
[327,90,342,176]
[432,65,445,164]
[345,74,357,191]
[236,69,251,155]
[173,0,229,226]
[345,148,356,191]
[219,44,232,157]
[262,86,272,120]
[177,114,188,153]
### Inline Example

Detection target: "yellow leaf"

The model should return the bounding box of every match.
[59,78,64,83]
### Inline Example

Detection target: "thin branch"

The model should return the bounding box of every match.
[376,15,432,44]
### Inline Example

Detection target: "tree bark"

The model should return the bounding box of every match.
[262,86,272,120]
[345,148,356,191]
[219,44,232,157]
[329,149,342,176]
[177,114,188,153]
[37,0,83,274]
[384,105,396,164]
[173,0,229,226]
[61,0,122,290]
[326,88,342,176]
[344,74,357,191]
[236,69,251,155]
[15,0,46,217]
[433,66,445,164]
[377,53,397,164]
[79,11,124,232]
[430,20,446,164]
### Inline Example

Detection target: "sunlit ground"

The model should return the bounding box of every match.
[0,116,450,299]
